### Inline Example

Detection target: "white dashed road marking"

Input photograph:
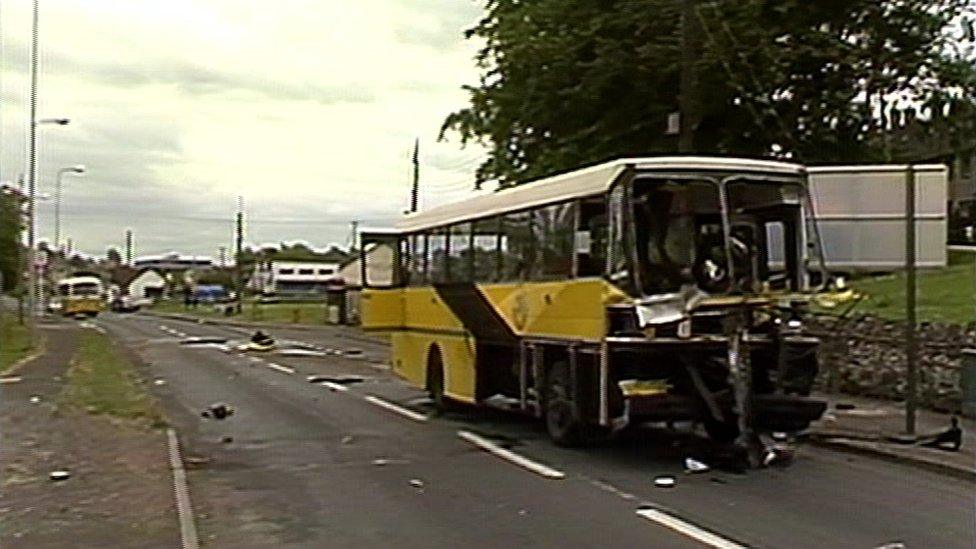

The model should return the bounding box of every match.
[321,381,350,392]
[266,362,295,375]
[636,508,746,549]
[457,430,565,480]
[364,395,428,422]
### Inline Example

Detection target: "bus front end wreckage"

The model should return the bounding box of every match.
[600,167,829,464]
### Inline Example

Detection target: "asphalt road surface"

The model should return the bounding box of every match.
[97,312,974,549]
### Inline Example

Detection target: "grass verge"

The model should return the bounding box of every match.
[0,313,34,373]
[842,251,975,325]
[63,329,167,429]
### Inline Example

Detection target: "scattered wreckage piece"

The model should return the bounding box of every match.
[201,403,235,420]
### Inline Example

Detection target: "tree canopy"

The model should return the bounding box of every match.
[0,193,22,292]
[442,0,976,187]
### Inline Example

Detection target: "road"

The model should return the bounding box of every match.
[98,312,973,549]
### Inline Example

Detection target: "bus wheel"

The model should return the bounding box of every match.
[426,348,451,413]
[544,361,586,447]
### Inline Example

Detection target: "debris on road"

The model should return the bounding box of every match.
[184,456,211,469]
[372,459,390,466]
[409,478,424,489]
[153,379,166,386]
[0,375,23,385]
[341,435,354,445]
[653,475,676,488]
[684,457,710,473]
[345,348,363,356]
[49,470,71,482]
[29,395,41,404]
[235,330,277,352]
[221,436,234,444]
[201,403,235,420]
[307,375,364,385]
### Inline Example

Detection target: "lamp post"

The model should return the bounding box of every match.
[54,165,85,252]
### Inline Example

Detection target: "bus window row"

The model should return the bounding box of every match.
[401,197,608,286]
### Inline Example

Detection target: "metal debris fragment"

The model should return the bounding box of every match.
[409,478,424,489]
[29,395,41,404]
[684,457,710,473]
[653,475,676,488]
[49,470,71,481]
[201,403,235,420]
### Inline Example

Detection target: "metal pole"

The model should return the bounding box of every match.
[26,0,39,324]
[410,139,419,213]
[235,198,243,314]
[54,169,64,251]
[905,164,917,435]
[678,0,699,153]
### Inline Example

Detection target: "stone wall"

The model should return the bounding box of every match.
[808,315,975,412]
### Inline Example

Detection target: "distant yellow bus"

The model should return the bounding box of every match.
[360,157,828,449]
[52,275,104,317]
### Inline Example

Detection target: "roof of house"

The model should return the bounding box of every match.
[110,266,163,288]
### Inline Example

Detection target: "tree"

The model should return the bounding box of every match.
[0,192,23,293]
[442,0,976,187]
[106,247,122,265]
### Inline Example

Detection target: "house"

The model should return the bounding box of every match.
[111,267,167,301]
[250,260,343,296]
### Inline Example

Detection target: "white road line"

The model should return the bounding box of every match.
[266,362,295,375]
[636,509,746,549]
[166,429,200,549]
[0,376,23,385]
[247,356,264,363]
[457,430,565,480]
[174,331,187,338]
[364,395,429,422]
[158,324,168,331]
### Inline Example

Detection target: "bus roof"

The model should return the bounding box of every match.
[396,156,804,233]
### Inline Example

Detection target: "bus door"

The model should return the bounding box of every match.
[359,232,405,330]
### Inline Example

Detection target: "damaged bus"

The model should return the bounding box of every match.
[360,157,830,460]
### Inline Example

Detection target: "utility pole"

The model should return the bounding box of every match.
[904,165,918,435]
[66,238,72,258]
[219,246,227,269]
[26,0,39,326]
[125,229,133,266]
[349,220,359,251]
[235,197,244,314]
[678,0,700,153]
[410,138,419,213]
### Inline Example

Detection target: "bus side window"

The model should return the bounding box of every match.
[501,211,534,281]
[409,233,427,286]
[448,222,472,282]
[472,217,501,282]
[578,197,608,277]
[533,201,575,280]
[428,230,448,283]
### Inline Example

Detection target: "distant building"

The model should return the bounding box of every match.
[250,260,343,296]
[134,253,213,272]
[109,266,167,301]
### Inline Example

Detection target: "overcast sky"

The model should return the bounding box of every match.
[1,0,489,260]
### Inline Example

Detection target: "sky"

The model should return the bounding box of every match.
[1,0,490,260]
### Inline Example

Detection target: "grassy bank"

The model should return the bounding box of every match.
[0,314,34,373]
[151,299,332,325]
[63,329,167,428]
[844,251,975,325]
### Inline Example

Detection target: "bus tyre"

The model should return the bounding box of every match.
[544,361,588,447]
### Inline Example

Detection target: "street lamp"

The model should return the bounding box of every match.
[54,165,85,252]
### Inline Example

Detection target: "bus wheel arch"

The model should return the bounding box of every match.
[425,344,450,411]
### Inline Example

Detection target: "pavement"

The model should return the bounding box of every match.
[0,318,179,548]
[98,311,974,548]
[807,393,974,480]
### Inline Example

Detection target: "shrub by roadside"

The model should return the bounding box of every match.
[62,329,167,428]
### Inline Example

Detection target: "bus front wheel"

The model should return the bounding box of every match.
[544,361,590,447]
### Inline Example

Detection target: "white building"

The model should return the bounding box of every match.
[250,260,342,295]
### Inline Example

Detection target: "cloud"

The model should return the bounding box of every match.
[0,0,488,258]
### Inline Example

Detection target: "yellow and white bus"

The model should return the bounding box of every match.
[360,156,829,450]
[52,275,105,317]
